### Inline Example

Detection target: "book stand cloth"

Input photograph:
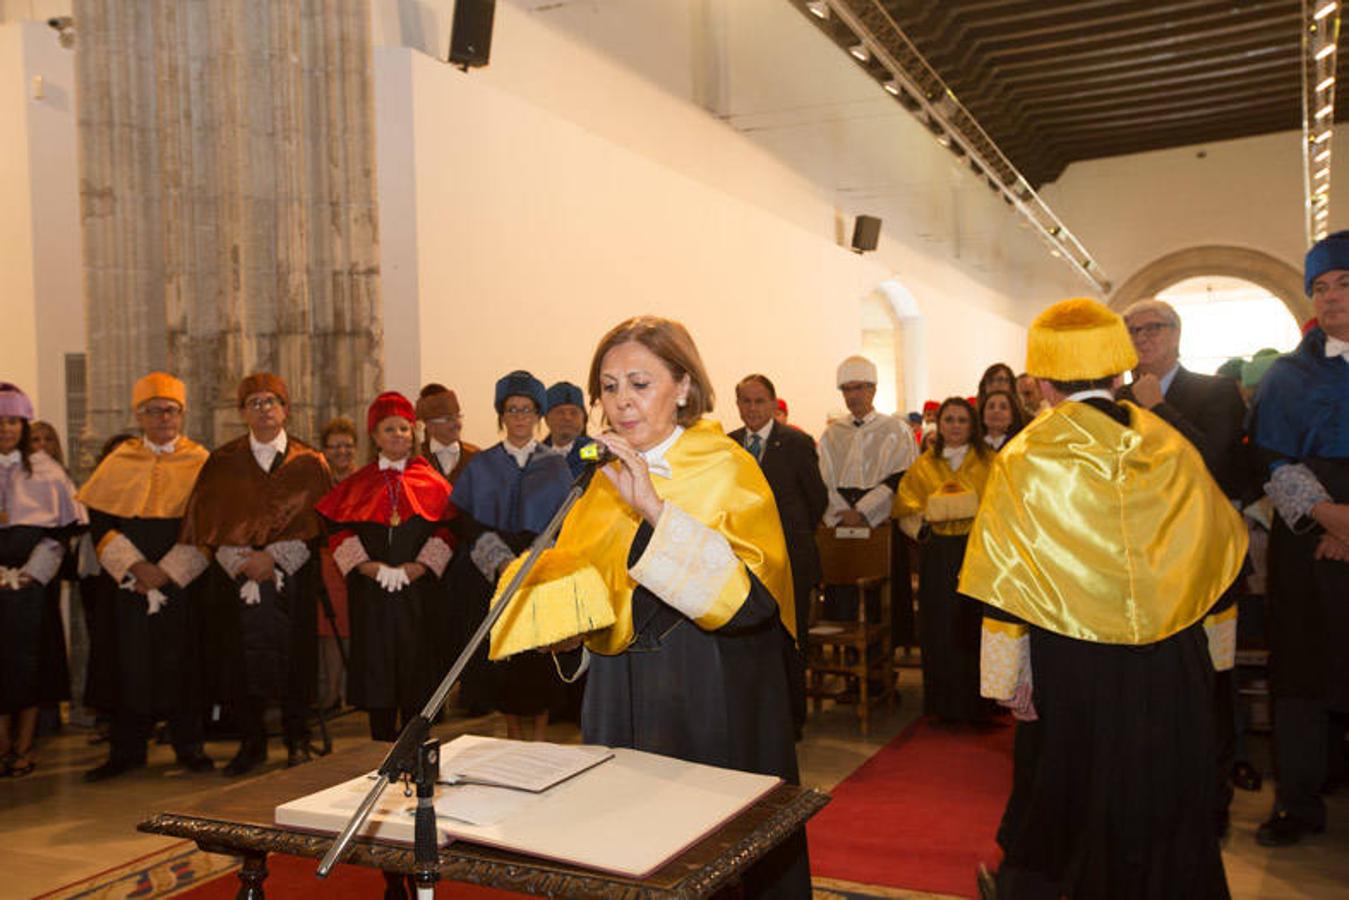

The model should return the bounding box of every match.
[137,728,829,899]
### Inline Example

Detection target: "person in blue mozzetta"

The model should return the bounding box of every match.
[541,381,596,478]
[448,370,573,740]
[1248,230,1349,847]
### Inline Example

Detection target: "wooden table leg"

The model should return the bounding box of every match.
[236,851,268,900]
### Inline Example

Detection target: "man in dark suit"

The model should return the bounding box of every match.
[1116,297,1251,836]
[729,374,828,738]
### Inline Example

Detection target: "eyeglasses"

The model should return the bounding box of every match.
[324,441,356,452]
[426,415,463,425]
[244,396,283,411]
[139,405,182,418]
[503,405,536,417]
[1127,322,1174,339]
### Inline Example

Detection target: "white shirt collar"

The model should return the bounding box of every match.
[429,437,459,455]
[852,409,877,427]
[503,439,537,468]
[984,433,1008,450]
[249,430,287,456]
[640,426,684,479]
[747,421,773,442]
[1326,334,1349,359]
[0,450,19,466]
[144,436,178,455]
[378,455,408,472]
[1066,389,1115,403]
[552,439,575,456]
[941,443,969,470]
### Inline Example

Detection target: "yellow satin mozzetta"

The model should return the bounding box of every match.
[76,437,209,519]
[893,448,992,536]
[957,401,1248,645]
[495,419,794,658]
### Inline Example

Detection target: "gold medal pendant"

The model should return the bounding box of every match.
[390,510,401,527]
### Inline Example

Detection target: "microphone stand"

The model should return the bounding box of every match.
[316,450,608,889]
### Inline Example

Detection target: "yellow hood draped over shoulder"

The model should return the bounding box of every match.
[490,419,794,658]
[957,401,1247,645]
[76,437,209,519]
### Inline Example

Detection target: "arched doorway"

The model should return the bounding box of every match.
[1111,245,1312,324]
[1153,277,1303,374]
[863,279,926,416]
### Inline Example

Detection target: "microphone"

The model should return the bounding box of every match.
[578,441,616,466]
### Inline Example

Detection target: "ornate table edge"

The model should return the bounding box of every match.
[138,787,830,899]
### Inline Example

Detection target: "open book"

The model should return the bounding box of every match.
[274,735,782,878]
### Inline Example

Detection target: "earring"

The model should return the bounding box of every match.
[677,397,687,408]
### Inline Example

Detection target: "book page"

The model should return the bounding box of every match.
[442,739,612,793]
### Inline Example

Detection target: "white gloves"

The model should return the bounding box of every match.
[119,572,169,615]
[238,569,283,606]
[0,567,23,590]
[375,564,411,593]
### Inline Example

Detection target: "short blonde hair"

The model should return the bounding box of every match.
[1120,298,1180,330]
[587,316,714,427]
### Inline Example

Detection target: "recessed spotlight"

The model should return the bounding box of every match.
[805,0,829,19]
[849,43,870,62]
[883,79,900,95]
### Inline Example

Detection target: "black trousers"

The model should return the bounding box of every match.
[110,709,203,763]
[1273,697,1349,825]
[235,693,308,748]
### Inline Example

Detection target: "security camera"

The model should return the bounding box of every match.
[47,16,75,48]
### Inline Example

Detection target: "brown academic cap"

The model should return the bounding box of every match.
[236,372,290,408]
[415,388,460,421]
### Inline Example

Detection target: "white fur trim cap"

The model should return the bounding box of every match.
[836,355,878,387]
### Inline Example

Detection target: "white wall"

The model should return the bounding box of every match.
[0,22,81,440]
[1041,129,1349,291]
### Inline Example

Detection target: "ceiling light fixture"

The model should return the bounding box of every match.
[1317,75,1337,91]
[805,1,830,19]
[1315,1,1339,21]
[1316,103,1336,117]
[1315,42,1337,61]
[883,79,900,95]
[849,43,870,62]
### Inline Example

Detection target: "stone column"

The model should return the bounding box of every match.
[76,0,382,450]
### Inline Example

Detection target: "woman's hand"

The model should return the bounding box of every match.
[596,433,665,526]
[1311,501,1349,547]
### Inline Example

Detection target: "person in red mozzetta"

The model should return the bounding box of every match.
[315,392,455,743]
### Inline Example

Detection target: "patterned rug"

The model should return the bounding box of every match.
[37,844,957,899]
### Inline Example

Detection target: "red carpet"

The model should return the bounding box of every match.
[178,854,526,898]
[806,717,1015,898]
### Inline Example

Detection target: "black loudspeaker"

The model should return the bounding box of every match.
[449,0,496,69]
[851,215,882,253]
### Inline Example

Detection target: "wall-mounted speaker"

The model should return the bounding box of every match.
[851,215,882,253]
[449,0,496,69]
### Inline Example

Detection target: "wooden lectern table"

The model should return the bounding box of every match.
[138,730,829,899]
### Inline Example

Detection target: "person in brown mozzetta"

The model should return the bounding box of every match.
[180,372,333,776]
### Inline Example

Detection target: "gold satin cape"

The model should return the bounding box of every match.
[76,437,209,519]
[893,447,991,536]
[490,419,795,658]
[957,401,1248,645]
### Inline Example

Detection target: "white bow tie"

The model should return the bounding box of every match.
[378,457,406,472]
[1327,335,1349,359]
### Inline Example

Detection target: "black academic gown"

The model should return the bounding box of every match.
[0,526,58,712]
[344,517,441,715]
[87,512,203,718]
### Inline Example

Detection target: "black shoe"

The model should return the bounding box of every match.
[1232,761,1262,792]
[1256,811,1325,847]
[976,863,998,900]
[176,749,215,773]
[223,743,266,777]
[83,757,146,783]
[286,744,313,768]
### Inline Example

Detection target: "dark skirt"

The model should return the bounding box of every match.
[999,624,1228,899]
[918,533,986,722]
[0,526,56,712]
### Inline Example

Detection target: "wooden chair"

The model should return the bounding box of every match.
[805,525,895,734]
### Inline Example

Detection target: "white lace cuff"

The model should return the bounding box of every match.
[215,545,251,579]
[265,539,311,576]
[22,537,65,586]
[628,503,748,628]
[980,617,1030,700]
[96,531,145,583]
[471,532,516,582]
[1265,463,1332,532]
[1204,605,1237,672]
[159,544,209,588]
[416,536,453,578]
[856,485,896,528]
[332,535,369,577]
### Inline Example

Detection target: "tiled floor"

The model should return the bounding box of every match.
[3,677,1346,898]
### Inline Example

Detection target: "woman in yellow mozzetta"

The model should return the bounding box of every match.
[894,396,993,725]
